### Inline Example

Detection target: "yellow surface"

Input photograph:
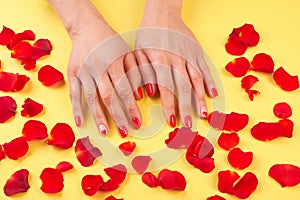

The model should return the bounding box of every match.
[0,0,300,200]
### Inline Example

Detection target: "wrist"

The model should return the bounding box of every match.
[143,0,183,20]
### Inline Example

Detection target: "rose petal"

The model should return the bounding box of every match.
[227,148,253,170]
[81,175,104,196]
[75,137,102,167]
[47,123,75,149]
[40,168,64,193]
[31,39,53,60]
[0,145,5,161]
[225,37,248,56]
[232,172,258,199]
[142,172,160,188]
[105,195,124,200]
[268,164,300,187]
[250,53,274,73]
[217,170,240,194]
[158,169,186,191]
[21,98,43,117]
[8,30,35,50]
[241,75,259,90]
[187,135,214,159]
[3,137,29,160]
[11,41,35,60]
[131,155,152,174]
[21,59,36,70]
[22,120,48,141]
[3,169,30,196]
[207,195,226,200]
[217,132,240,151]
[225,57,250,77]
[99,179,120,191]
[208,111,249,132]
[0,72,30,92]
[104,164,127,185]
[119,141,136,156]
[192,157,215,173]
[273,102,292,119]
[245,89,260,101]
[38,65,64,86]
[0,96,17,123]
[165,127,197,149]
[273,67,299,91]
[0,26,15,45]
[230,23,260,47]
[56,161,74,173]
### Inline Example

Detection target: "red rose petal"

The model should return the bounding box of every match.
[99,179,120,191]
[3,137,29,160]
[75,137,102,167]
[273,67,299,91]
[192,157,215,173]
[225,37,248,56]
[217,132,239,151]
[225,57,250,77]
[245,89,260,101]
[269,164,300,187]
[119,141,136,156]
[47,123,75,149]
[273,102,292,119]
[104,164,127,185]
[38,65,64,86]
[40,168,64,193]
[250,53,274,73]
[105,195,124,200]
[11,41,35,60]
[131,155,152,174]
[56,161,74,173]
[230,23,260,47]
[21,59,36,70]
[241,75,259,90]
[0,26,15,45]
[81,175,104,196]
[21,98,43,117]
[251,119,294,141]
[217,170,240,194]
[0,96,17,123]
[232,172,258,199]
[227,148,253,170]
[142,172,160,188]
[158,169,186,191]
[0,72,30,92]
[3,169,30,196]
[31,39,53,60]
[207,195,226,200]
[208,111,249,132]
[165,127,197,149]
[0,145,5,161]
[8,30,35,50]
[22,120,48,141]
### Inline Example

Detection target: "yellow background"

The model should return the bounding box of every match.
[0,0,300,199]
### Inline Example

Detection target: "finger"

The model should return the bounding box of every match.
[197,55,218,98]
[124,52,143,100]
[135,50,157,97]
[108,58,142,130]
[186,62,207,119]
[69,77,84,127]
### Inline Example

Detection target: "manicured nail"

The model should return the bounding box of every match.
[99,124,108,136]
[211,88,219,97]
[145,83,154,97]
[184,115,192,128]
[75,116,81,127]
[137,87,143,99]
[170,114,176,128]
[118,126,129,138]
[132,117,141,129]
[200,106,208,118]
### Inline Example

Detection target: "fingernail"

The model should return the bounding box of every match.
[184,115,192,128]
[75,116,81,127]
[118,126,129,138]
[132,117,141,129]
[211,88,219,97]
[200,106,208,118]
[170,114,176,127]
[99,124,108,136]
[137,87,143,99]
[145,83,154,97]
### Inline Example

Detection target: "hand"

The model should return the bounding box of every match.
[135,0,218,128]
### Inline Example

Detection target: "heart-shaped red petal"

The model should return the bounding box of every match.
[38,65,64,86]
[165,127,197,149]
[250,53,274,73]
[269,164,300,187]
[3,137,29,160]
[119,141,136,156]
[273,102,292,119]
[241,75,259,90]
[0,26,15,45]
[158,169,186,191]
[0,96,17,123]
[217,170,240,194]
[230,23,260,47]
[225,37,248,56]
[131,155,152,174]
[47,123,75,149]
[227,148,253,170]
[273,67,299,91]
[56,161,74,173]
[225,57,250,77]
[22,120,48,141]
[104,164,127,185]
[75,137,102,167]
[142,172,160,188]
[21,98,43,117]
[31,38,53,60]
[4,169,30,196]
[217,132,239,151]
[81,175,104,196]
[40,168,64,193]
[232,172,258,199]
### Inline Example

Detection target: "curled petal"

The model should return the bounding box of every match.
[31,38,53,60]
[142,172,160,188]
[273,102,292,119]
[245,89,260,101]
[230,23,260,47]
[0,96,17,123]
[227,148,253,170]
[273,67,299,91]
[56,161,74,173]
[4,169,30,196]
[0,26,15,45]
[47,123,75,149]
[269,164,300,187]
[11,41,34,60]
[8,30,35,49]
[119,141,136,156]
[3,137,29,160]
[104,164,127,185]
[40,168,64,193]
[217,132,239,151]
[250,53,274,73]
[232,172,258,199]
[21,98,43,117]
[225,37,247,56]
[225,57,250,77]
[165,127,197,149]
[217,170,240,194]
[75,137,102,167]
[241,75,259,90]
[38,65,64,86]
[22,120,48,141]
[81,175,103,196]
[0,72,30,92]
[158,169,186,191]
[131,155,152,174]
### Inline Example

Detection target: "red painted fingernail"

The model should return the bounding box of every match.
[132,117,141,129]
[170,114,176,127]
[211,88,219,97]
[118,126,128,138]
[99,124,108,136]
[200,106,208,118]
[145,83,154,97]
[75,116,81,127]
[137,87,143,99]
[185,115,192,128]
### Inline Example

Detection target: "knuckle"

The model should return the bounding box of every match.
[101,92,113,106]
[118,87,132,101]
[85,91,96,104]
